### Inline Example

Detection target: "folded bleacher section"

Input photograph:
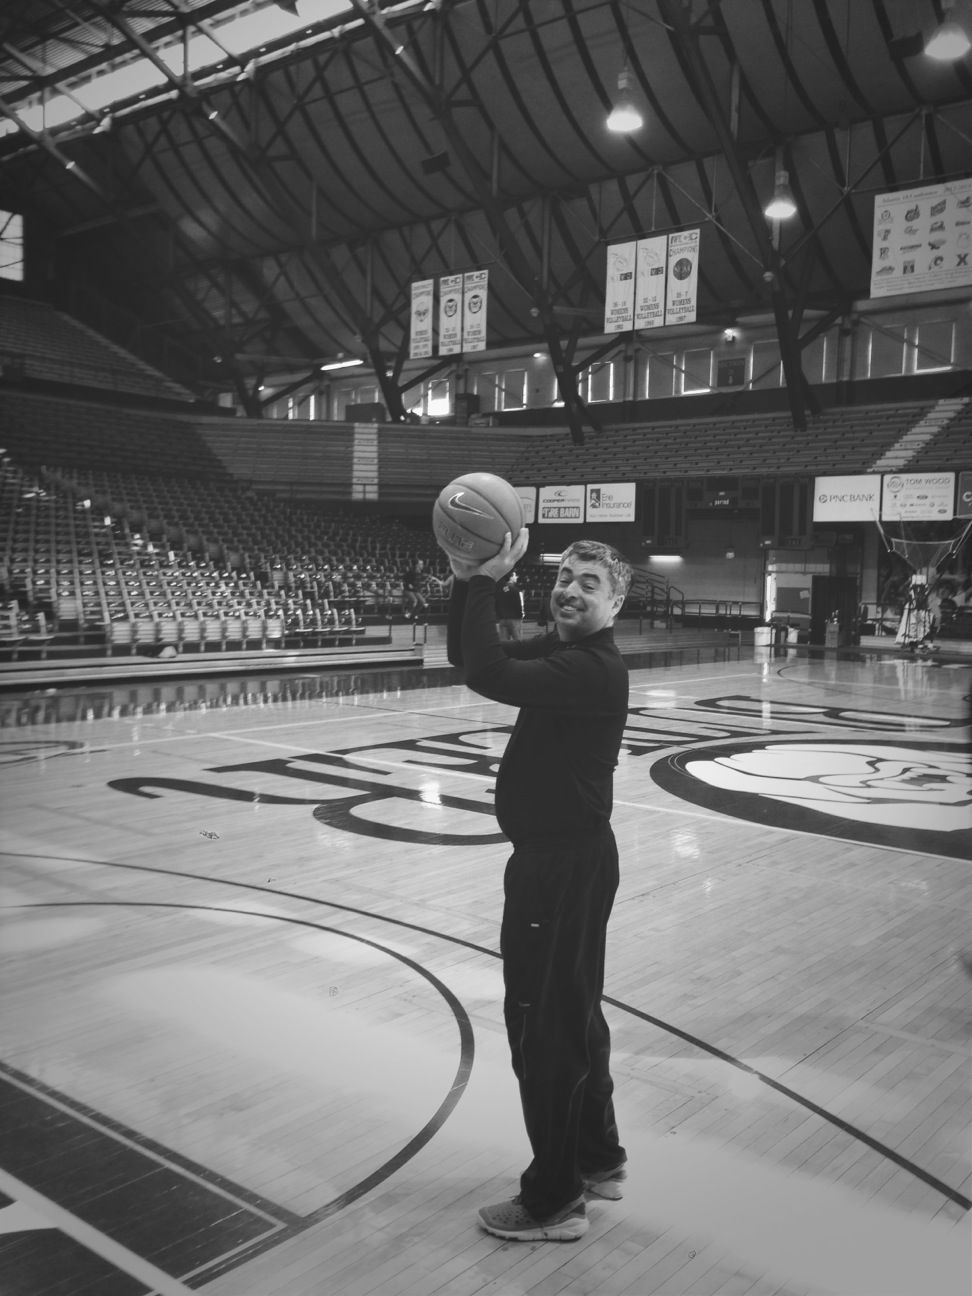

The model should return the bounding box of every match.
[505,400,957,481]
[0,296,195,403]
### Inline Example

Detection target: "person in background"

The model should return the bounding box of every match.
[401,558,428,621]
[446,529,631,1243]
[495,569,524,640]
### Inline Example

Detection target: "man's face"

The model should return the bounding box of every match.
[552,557,622,641]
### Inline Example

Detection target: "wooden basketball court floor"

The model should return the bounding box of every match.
[1,644,970,1296]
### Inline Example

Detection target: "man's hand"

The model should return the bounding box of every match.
[449,527,529,582]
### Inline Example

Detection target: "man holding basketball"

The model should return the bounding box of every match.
[446,527,631,1243]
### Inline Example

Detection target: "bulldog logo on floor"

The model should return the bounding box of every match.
[650,738,972,860]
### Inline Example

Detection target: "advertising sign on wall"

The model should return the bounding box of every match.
[869,178,972,299]
[957,471,972,519]
[812,475,882,522]
[538,484,585,523]
[586,482,637,523]
[881,472,956,520]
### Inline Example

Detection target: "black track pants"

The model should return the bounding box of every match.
[500,827,625,1219]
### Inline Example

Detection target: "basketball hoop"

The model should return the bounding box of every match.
[875,516,972,584]
[874,516,972,650]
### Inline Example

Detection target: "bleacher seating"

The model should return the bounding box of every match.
[906,398,972,469]
[0,296,195,402]
[0,456,453,658]
[505,401,950,482]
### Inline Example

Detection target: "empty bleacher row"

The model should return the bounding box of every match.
[0,459,454,657]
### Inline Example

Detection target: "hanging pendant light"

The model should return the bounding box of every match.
[606,67,644,134]
[764,169,797,221]
[925,3,971,60]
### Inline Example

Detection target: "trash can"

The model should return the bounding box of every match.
[786,626,800,645]
[754,625,772,648]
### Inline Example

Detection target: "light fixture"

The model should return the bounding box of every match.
[606,67,644,134]
[275,0,300,14]
[764,169,797,221]
[925,3,971,59]
[319,358,364,372]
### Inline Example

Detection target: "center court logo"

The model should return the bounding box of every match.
[650,738,971,860]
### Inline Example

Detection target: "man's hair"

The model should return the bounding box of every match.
[559,540,631,601]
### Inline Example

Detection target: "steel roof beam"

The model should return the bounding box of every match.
[348,0,595,445]
[656,0,812,431]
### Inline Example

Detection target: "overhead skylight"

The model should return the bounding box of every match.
[1,0,355,141]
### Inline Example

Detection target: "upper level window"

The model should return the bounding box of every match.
[476,371,498,412]
[500,369,527,411]
[583,361,615,402]
[680,348,712,394]
[912,320,954,372]
[751,339,782,388]
[427,378,451,418]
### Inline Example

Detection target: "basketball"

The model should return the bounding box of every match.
[432,472,525,563]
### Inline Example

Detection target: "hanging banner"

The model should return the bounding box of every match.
[665,228,700,325]
[634,235,668,330]
[438,274,463,355]
[881,472,956,520]
[870,178,972,299]
[462,270,488,351]
[603,241,637,333]
[409,279,434,359]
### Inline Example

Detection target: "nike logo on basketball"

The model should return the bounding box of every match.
[448,491,489,517]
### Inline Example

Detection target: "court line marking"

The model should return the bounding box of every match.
[5,855,968,1215]
[613,795,967,866]
[29,718,967,864]
[160,731,970,867]
[0,1167,197,1296]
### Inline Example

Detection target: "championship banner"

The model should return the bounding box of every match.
[538,484,585,523]
[634,235,667,330]
[813,474,881,522]
[409,279,434,359]
[438,274,463,355]
[881,472,956,520]
[870,178,972,299]
[586,482,637,523]
[462,270,488,351]
[665,228,700,325]
[604,241,637,333]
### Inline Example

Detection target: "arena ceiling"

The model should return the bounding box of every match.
[1,0,970,441]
